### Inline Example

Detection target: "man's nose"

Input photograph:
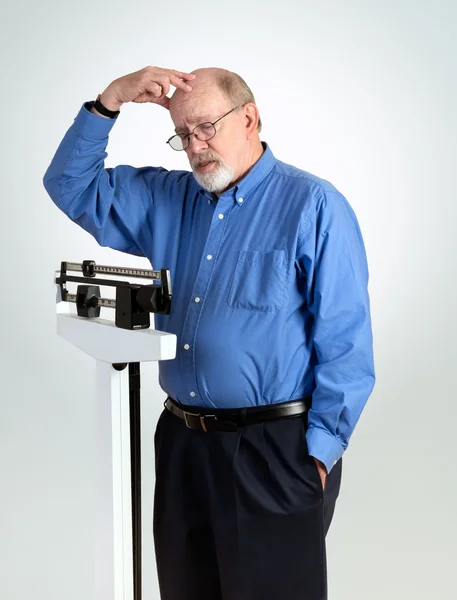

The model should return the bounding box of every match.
[187,133,209,153]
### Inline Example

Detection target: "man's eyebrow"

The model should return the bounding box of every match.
[174,116,214,134]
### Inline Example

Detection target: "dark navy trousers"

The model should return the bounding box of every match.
[153,407,342,600]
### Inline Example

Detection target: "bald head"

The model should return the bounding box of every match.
[189,67,225,88]
[169,68,262,133]
[170,68,225,102]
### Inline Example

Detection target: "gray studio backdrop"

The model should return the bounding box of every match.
[1,1,456,599]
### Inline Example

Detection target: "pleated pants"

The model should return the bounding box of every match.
[153,406,342,600]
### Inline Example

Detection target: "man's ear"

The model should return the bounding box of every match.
[243,103,259,138]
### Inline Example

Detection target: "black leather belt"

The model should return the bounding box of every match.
[164,396,312,432]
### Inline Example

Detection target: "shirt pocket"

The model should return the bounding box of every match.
[227,249,288,312]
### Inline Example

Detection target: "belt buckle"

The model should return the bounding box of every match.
[183,410,196,429]
[183,410,215,432]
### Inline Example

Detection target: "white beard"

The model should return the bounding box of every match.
[192,159,235,194]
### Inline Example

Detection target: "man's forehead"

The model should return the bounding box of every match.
[173,109,224,133]
[171,85,230,132]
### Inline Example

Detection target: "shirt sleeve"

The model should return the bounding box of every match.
[297,187,376,473]
[42,101,167,257]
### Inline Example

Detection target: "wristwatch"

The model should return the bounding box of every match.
[93,94,120,118]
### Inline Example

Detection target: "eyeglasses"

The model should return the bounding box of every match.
[166,105,242,151]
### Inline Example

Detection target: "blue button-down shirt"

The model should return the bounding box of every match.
[43,101,375,472]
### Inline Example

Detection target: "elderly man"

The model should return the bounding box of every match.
[43,66,375,600]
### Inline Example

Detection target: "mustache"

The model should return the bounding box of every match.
[191,152,222,169]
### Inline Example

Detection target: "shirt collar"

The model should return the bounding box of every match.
[198,142,276,204]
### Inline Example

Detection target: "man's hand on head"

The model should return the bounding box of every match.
[97,66,196,114]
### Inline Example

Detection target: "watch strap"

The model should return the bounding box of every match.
[93,94,120,118]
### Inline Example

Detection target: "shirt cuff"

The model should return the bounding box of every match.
[71,101,118,140]
[306,425,345,474]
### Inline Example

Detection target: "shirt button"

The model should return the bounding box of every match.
[238,197,244,203]
[190,391,196,397]
[195,297,201,303]
[184,344,190,350]
[218,213,224,219]
[206,255,213,260]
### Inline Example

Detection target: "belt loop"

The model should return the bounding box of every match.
[240,407,247,426]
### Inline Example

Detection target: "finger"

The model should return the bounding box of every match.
[154,72,193,93]
[169,73,194,92]
[159,80,170,97]
[144,81,163,98]
[168,69,196,81]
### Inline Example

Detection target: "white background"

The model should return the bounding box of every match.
[1,0,456,598]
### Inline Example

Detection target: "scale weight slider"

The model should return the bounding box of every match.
[76,285,101,318]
